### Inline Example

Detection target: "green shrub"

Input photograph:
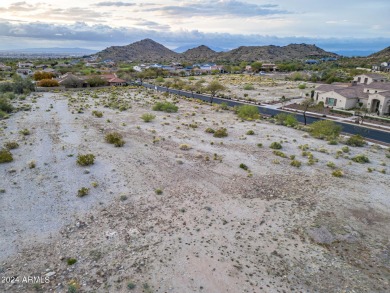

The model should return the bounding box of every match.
[19,128,30,135]
[341,146,350,153]
[141,113,156,122]
[4,141,19,149]
[246,130,255,135]
[155,189,163,195]
[67,258,77,265]
[205,128,215,133]
[332,169,344,177]
[243,84,255,90]
[213,128,228,138]
[105,132,125,147]
[77,187,89,197]
[0,148,13,163]
[273,150,287,158]
[351,154,369,163]
[298,84,306,89]
[127,282,136,290]
[153,102,178,113]
[257,143,263,148]
[92,110,103,118]
[77,154,95,166]
[0,96,14,113]
[345,134,365,147]
[236,105,260,120]
[328,140,338,145]
[326,161,336,168]
[270,142,282,149]
[309,120,341,140]
[179,144,191,150]
[290,160,302,167]
[239,163,248,170]
[275,113,298,127]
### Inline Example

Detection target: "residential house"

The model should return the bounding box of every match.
[0,63,12,71]
[18,62,34,68]
[58,73,88,88]
[101,73,127,86]
[261,63,278,71]
[314,74,390,115]
[16,68,33,78]
[353,73,388,85]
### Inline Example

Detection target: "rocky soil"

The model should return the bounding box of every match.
[0,87,389,293]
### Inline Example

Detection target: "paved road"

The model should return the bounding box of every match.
[142,83,390,144]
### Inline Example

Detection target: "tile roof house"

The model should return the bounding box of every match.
[314,74,390,115]
[101,73,127,86]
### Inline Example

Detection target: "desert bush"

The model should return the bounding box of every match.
[290,160,302,167]
[213,128,228,138]
[77,187,89,197]
[179,144,191,150]
[326,161,336,168]
[205,128,215,133]
[141,113,156,122]
[345,134,365,147]
[332,169,344,177]
[127,282,136,290]
[92,110,103,118]
[236,105,260,120]
[239,163,248,170]
[0,95,14,113]
[155,189,163,195]
[309,120,341,140]
[243,84,255,90]
[28,160,36,169]
[67,258,77,265]
[77,154,95,166]
[351,154,369,163]
[273,150,287,158]
[0,148,13,163]
[4,141,19,149]
[270,142,282,149]
[341,146,350,153]
[19,128,30,135]
[246,130,255,135]
[105,132,125,147]
[153,102,178,113]
[298,84,306,89]
[37,79,59,87]
[275,113,298,127]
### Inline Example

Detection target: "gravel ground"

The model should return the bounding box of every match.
[0,88,389,293]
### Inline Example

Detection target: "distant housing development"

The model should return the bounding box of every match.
[315,73,390,115]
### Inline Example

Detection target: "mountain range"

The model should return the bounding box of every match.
[96,39,339,63]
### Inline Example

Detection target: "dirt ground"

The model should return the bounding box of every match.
[0,87,389,293]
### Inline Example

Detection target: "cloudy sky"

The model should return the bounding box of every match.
[0,0,389,55]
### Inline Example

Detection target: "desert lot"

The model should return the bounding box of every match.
[0,87,389,293]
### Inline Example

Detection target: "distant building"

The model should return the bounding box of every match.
[18,62,34,68]
[16,68,33,78]
[0,63,12,71]
[314,74,390,115]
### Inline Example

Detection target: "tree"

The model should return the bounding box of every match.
[301,98,315,125]
[205,80,225,104]
[37,79,59,87]
[251,61,263,73]
[309,120,342,140]
[184,83,197,99]
[33,71,54,81]
[86,76,107,87]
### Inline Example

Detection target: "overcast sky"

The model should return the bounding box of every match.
[0,0,389,54]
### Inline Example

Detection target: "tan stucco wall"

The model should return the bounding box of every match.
[367,94,390,115]
[317,91,357,109]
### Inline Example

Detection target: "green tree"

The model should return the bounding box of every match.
[205,80,225,104]
[251,61,262,73]
[309,120,342,140]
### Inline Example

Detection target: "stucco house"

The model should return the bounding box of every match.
[314,74,390,115]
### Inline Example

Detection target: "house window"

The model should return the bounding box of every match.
[325,97,337,106]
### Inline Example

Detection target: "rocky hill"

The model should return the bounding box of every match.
[217,43,338,63]
[369,46,390,60]
[181,45,218,62]
[96,39,338,63]
[97,38,179,63]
